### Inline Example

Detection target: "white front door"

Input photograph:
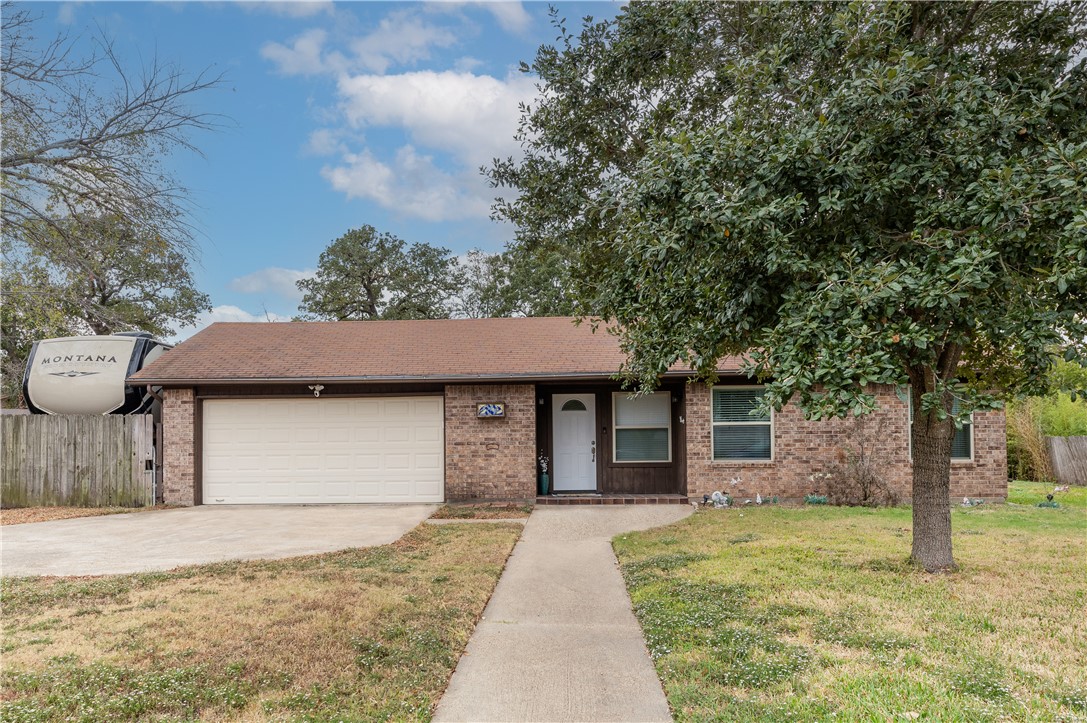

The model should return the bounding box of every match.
[552,393,597,491]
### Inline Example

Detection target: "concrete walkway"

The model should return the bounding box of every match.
[434,506,691,723]
[1,504,436,577]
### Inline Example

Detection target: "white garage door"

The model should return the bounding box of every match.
[202,396,444,504]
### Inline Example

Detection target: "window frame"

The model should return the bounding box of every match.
[711,385,775,462]
[906,392,975,463]
[611,391,672,464]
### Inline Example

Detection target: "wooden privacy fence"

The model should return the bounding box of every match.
[1048,436,1087,487]
[1,415,155,507]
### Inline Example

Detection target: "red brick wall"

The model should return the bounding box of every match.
[157,380,1005,505]
[685,383,1007,502]
[162,387,196,506]
[953,405,1007,499]
[444,384,537,501]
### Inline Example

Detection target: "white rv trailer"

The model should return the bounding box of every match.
[22,333,171,415]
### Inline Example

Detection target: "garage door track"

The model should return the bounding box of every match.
[1,504,436,577]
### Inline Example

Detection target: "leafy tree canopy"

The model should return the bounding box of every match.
[297,226,462,321]
[1,213,211,404]
[457,248,578,318]
[494,0,1087,570]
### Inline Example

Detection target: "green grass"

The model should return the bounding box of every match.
[1,522,522,722]
[614,498,1086,722]
[1009,480,1087,509]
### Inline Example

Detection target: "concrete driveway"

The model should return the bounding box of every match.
[1,504,437,577]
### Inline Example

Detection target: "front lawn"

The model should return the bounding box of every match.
[614,490,1086,721]
[1,522,521,722]
[430,503,533,520]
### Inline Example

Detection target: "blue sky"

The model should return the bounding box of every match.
[29,1,619,337]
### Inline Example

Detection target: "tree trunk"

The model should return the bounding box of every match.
[910,408,956,572]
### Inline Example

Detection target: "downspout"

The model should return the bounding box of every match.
[145,385,164,405]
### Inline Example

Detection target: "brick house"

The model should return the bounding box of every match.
[130,317,1007,506]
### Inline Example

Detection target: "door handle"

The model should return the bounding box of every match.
[591,440,596,463]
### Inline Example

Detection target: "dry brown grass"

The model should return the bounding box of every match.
[1,522,522,721]
[0,506,149,526]
[430,503,533,519]
[1007,399,1055,482]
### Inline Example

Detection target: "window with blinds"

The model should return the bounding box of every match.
[712,387,773,460]
[612,392,671,462]
[908,394,973,460]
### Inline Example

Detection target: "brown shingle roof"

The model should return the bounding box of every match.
[130,317,744,385]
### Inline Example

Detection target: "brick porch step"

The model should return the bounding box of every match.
[535,494,690,505]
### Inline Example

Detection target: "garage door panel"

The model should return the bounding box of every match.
[383,400,411,415]
[202,396,444,504]
[385,426,411,442]
[354,427,381,444]
[415,453,442,471]
[415,427,441,443]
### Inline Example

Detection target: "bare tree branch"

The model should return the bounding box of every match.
[1,1,227,256]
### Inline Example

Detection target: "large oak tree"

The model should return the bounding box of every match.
[491,1,1087,571]
[1,214,211,405]
[296,226,462,321]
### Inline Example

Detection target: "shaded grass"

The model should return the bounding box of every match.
[1,522,521,722]
[429,504,532,519]
[614,502,1086,721]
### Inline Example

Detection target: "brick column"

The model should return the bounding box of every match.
[162,388,196,506]
[444,384,536,501]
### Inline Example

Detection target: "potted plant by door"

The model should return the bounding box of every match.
[538,452,550,495]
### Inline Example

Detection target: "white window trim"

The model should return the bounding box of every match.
[612,391,672,464]
[711,385,775,462]
[906,393,975,463]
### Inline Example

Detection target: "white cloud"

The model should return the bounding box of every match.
[229,267,314,301]
[322,146,491,221]
[426,1,533,34]
[57,3,78,25]
[260,6,539,222]
[478,2,532,34]
[261,11,460,77]
[453,56,484,72]
[173,305,293,342]
[243,1,334,18]
[349,11,459,73]
[261,28,335,76]
[304,128,346,156]
[336,70,535,166]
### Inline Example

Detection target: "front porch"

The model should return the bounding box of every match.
[535,381,688,497]
[535,493,690,506]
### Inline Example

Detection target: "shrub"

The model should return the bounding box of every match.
[1007,359,1087,482]
[823,417,901,507]
[1038,393,1087,437]
[1006,398,1055,483]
